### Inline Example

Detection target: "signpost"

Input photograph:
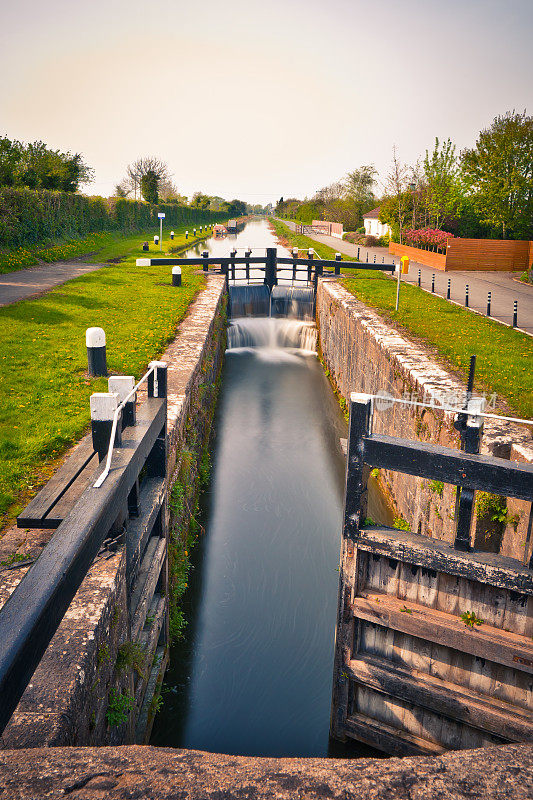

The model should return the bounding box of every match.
[395,255,409,311]
[157,212,165,252]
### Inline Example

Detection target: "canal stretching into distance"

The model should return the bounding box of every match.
[151,219,392,757]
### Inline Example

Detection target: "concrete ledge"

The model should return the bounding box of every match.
[0,743,531,799]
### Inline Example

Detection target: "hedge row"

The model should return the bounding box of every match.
[0,187,227,248]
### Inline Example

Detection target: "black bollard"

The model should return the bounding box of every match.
[90,392,122,462]
[172,266,182,286]
[142,241,149,252]
[447,278,451,300]
[202,250,209,272]
[431,274,435,293]
[170,231,174,240]
[292,248,298,282]
[418,269,421,287]
[465,284,469,307]
[513,300,518,327]
[335,252,342,275]
[487,291,491,316]
[307,249,314,282]
[86,327,107,377]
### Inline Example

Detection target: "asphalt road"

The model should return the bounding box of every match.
[0,259,108,307]
[279,220,533,336]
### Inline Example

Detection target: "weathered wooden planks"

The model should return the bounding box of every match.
[332,394,533,756]
[353,592,533,675]
[17,435,98,529]
[347,654,533,742]
[362,435,533,502]
[357,527,533,593]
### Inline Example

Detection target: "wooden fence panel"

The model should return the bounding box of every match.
[389,239,532,272]
[446,239,531,271]
[389,242,447,270]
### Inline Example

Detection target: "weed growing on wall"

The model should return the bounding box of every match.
[166,300,226,643]
[106,688,135,727]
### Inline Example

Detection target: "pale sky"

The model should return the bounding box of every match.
[1,0,532,204]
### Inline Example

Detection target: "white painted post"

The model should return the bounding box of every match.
[108,376,136,427]
[157,212,165,252]
[395,263,401,312]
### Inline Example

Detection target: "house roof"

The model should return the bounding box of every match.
[363,207,381,219]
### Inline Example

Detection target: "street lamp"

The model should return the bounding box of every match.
[157,212,165,252]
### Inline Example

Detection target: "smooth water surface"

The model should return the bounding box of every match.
[151,221,390,757]
[152,334,351,756]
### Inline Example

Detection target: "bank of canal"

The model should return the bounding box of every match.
[151,219,390,757]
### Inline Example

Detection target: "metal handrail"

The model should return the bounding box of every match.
[93,364,158,488]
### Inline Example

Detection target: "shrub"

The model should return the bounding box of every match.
[0,187,226,249]
[403,227,454,253]
[363,235,379,247]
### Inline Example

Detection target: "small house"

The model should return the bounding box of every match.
[363,207,391,239]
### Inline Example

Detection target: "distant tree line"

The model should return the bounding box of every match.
[0,141,269,250]
[276,110,533,241]
[115,157,263,217]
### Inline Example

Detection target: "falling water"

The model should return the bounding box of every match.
[227,317,317,352]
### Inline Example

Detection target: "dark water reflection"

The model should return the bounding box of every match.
[152,348,352,756]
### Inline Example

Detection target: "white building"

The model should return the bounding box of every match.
[363,207,391,239]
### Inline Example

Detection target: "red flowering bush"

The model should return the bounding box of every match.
[404,228,455,253]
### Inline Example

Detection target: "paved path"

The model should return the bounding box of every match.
[279,220,533,335]
[0,259,109,307]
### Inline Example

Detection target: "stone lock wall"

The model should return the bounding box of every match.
[316,279,533,562]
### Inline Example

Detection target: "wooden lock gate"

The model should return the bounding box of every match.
[331,393,533,756]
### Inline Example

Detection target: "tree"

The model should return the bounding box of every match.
[423,138,462,229]
[158,178,186,203]
[461,110,533,239]
[126,156,169,201]
[385,146,409,242]
[190,191,211,209]
[0,136,93,192]
[343,165,377,225]
[0,137,21,186]
[140,170,159,204]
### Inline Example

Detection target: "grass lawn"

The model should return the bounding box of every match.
[0,223,211,530]
[0,224,213,274]
[271,219,533,421]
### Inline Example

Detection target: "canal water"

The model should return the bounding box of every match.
[151,220,389,757]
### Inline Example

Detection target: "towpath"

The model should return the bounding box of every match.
[0,258,108,307]
[279,220,533,335]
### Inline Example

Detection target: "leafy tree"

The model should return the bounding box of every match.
[190,191,212,209]
[140,170,159,204]
[461,110,533,239]
[343,165,377,225]
[0,136,93,192]
[0,137,21,186]
[423,137,462,229]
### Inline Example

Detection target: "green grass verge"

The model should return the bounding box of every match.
[0,223,211,528]
[271,219,533,420]
[0,224,213,274]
